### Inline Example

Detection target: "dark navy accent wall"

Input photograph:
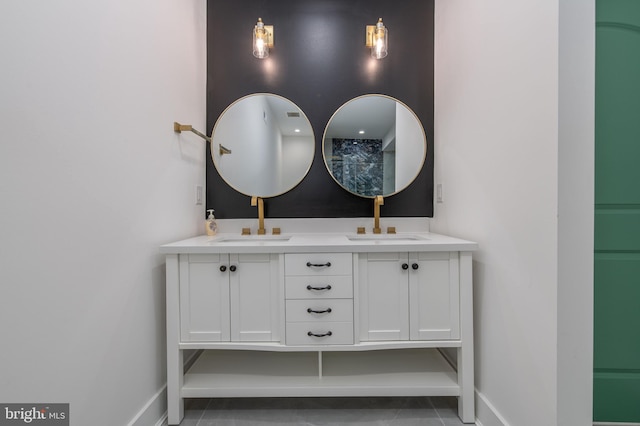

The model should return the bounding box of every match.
[206,0,434,218]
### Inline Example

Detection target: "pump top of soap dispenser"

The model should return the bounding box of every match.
[206,209,218,236]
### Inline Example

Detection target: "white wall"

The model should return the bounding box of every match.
[0,1,206,425]
[282,136,314,193]
[395,103,425,192]
[214,95,281,195]
[433,0,593,425]
[434,1,559,425]
[557,0,594,424]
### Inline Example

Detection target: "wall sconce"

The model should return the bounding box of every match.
[366,18,388,59]
[173,122,232,156]
[253,18,274,59]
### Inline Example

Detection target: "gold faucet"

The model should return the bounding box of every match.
[251,196,266,235]
[373,195,384,234]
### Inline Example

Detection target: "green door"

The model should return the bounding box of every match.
[594,0,640,421]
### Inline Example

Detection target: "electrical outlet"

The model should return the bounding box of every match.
[436,183,443,203]
[195,185,203,205]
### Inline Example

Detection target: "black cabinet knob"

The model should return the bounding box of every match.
[412,263,419,270]
[219,265,227,272]
[402,263,409,270]
[229,265,237,272]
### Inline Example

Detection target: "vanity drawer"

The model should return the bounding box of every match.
[286,299,353,323]
[284,253,352,276]
[286,321,354,345]
[285,275,353,299]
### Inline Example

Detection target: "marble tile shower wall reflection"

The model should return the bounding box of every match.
[331,138,385,197]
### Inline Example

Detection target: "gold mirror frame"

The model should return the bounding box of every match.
[210,93,315,198]
[322,94,427,198]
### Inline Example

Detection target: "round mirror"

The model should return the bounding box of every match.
[211,94,315,198]
[322,95,427,198]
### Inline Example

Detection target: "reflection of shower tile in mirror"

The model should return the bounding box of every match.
[331,138,384,196]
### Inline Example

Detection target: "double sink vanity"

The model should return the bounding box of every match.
[162,231,477,424]
[166,93,477,424]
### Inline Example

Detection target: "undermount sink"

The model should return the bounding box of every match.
[211,235,291,243]
[347,234,427,242]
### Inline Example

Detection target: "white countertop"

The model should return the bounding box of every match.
[160,232,478,254]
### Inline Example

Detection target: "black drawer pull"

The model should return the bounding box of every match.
[307,331,333,338]
[306,262,331,268]
[306,285,332,291]
[307,308,332,314]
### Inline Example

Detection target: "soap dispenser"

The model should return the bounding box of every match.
[205,209,218,236]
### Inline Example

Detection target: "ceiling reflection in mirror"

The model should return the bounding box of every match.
[323,95,427,198]
[211,94,315,198]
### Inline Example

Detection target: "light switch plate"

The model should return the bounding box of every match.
[195,185,203,205]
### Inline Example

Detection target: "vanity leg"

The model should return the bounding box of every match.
[166,255,184,425]
[457,252,475,423]
[167,349,184,425]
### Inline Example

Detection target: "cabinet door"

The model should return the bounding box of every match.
[179,254,230,342]
[229,253,280,342]
[358,252,409,341]
[409,252,460,340]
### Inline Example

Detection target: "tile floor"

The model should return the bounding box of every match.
[163,396,472,426]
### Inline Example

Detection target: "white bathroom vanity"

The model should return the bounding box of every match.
[161,232,477,424]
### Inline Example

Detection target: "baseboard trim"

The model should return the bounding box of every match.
[127,385,167,426]
[154,413,168,426]
[129,350,202,426]
[475,389,510,426]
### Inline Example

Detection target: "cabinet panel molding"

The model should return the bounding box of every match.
[229,253,280,342]
[358,252,410,341]
[409,252,460,340]
[179,254,230,342]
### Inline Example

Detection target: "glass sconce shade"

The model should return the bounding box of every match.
[371,18,388,59]
[253,18,273,59]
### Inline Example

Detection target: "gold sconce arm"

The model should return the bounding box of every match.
[173,122,232,156]
[173,122,211,143]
